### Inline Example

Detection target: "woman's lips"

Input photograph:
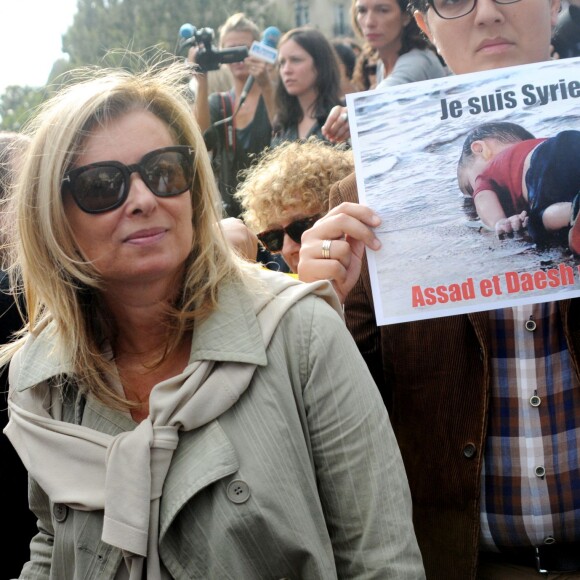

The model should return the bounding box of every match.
[124,228,167,244]
[476,37,515,54]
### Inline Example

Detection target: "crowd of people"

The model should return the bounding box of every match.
[1,0,580,578]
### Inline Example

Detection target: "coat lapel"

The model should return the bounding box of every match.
[159,420,239,540]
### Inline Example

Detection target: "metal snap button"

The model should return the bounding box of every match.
[543,536,556,545]
[535,466,546,478]
[53,503,68,523]
[530,395,541,407]
[227,479,251,504]
[463,443,477,459]
[525,319,537,332]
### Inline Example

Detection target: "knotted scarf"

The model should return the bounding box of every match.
[5,273,341,578]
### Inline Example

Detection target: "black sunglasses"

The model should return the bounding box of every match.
[257,214,321,253]
[62,146,195,214]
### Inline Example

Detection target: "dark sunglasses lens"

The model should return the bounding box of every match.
[142,150,193,196]
[72,166,125,213]
[285,217,317,244]
[257,230,284,253]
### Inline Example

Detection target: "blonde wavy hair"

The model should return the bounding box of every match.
[0,62,252,409]
[235,139,354,233]
[219,13,260,47]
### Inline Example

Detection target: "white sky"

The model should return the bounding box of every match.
[1,0,78,95]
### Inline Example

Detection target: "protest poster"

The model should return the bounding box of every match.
[346,57,580,325]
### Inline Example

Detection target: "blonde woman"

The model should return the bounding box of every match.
[191,13,277,218]
[1,65,423,578]
[236,138,354,273]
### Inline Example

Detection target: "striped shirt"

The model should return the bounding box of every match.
[480,302,580,550]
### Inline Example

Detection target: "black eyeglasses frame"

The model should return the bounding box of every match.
[427,0,522,19]
[62,145,195,214]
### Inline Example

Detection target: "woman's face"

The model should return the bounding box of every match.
[63,109,194,295]
[266,208,320,273]
[221,30,255,81]
[355,0,410,53]
[278,39,318,99]
[415,0,559,74]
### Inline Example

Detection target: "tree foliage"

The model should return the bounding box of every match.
[0,86,47,131]
[61,0,292,69]
[0,0,293,128]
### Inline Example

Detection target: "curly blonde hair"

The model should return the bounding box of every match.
[236,139,354,233]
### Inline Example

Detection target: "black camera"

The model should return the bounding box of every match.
[552,5,580,59]
[177,24,249,72]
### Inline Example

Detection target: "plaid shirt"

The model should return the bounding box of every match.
[480,302,580,550]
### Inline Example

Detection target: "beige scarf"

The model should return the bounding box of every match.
[5,273,341,579]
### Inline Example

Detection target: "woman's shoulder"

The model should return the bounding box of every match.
[403,48,448,76]
[378,48,448,89]
[8,323,70,393]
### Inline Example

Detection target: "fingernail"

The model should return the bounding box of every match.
[371,238,381,250]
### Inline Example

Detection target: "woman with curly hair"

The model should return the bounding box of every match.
[271,27,343,147]
[236,139,354,272]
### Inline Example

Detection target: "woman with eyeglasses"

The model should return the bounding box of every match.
[235,138,354,273]
[298,0,579,577]
[0,65,424,578]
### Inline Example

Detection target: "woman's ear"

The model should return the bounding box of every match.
[549,0,561,28]
[414,11,434,42]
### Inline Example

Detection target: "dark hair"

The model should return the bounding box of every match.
[408,0,430,14]
[274,27,342,131]
[352,45,380,90]
[332,40,357,79]
[351,0,432,54]
[457,122,536,195]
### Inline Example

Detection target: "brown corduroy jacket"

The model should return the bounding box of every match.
[331,172,580,580]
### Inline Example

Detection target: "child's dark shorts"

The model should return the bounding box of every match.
[527,129,580,242]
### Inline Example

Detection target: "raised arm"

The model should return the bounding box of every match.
[188,47,211,133]
[298,201,381,304]
[245,56,278,125]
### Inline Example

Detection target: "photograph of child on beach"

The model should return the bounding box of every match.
[346,57,580,325]
[458,123,580,251]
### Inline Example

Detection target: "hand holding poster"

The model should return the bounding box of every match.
[347,57,580,325]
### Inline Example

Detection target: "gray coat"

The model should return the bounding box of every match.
[11,279,424,580]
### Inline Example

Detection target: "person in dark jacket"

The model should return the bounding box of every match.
[297,0,580,576]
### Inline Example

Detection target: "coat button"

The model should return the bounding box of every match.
[535,466,546,478]
[463,443,477,459]
[227,479,251,504]
[525,318,537,332]
[530,395,541,407]
[53,503,68,522]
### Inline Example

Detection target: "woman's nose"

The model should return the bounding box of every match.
[124,174,157,215]
[473,0,506,24]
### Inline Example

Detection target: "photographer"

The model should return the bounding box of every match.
[188,14,277,219]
